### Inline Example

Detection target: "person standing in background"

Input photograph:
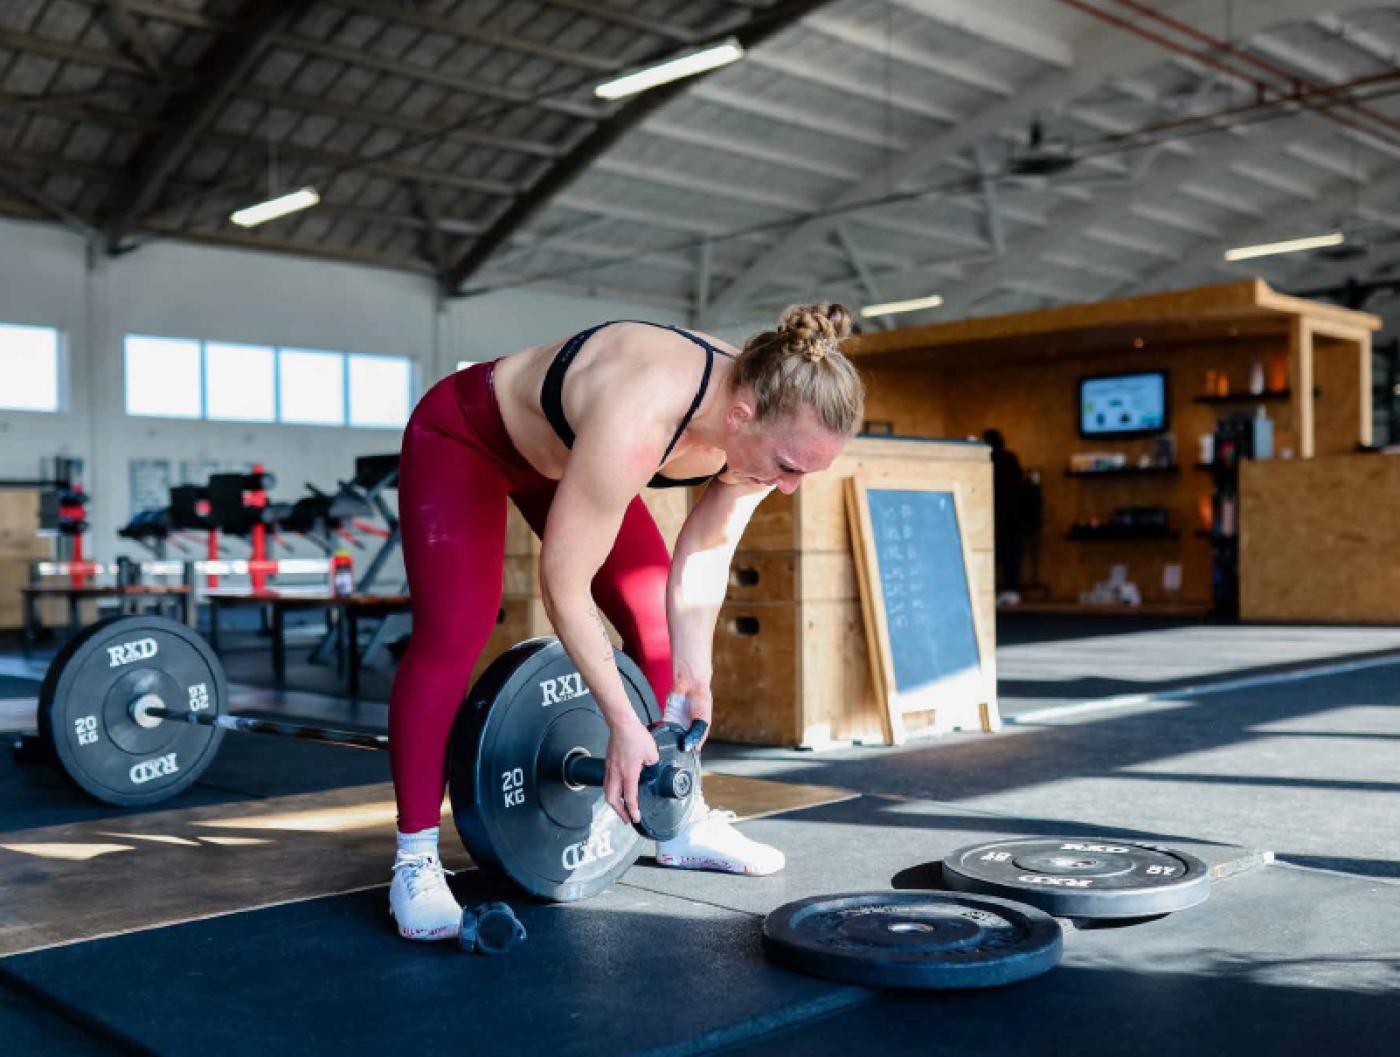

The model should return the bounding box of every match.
[983,428,1024,606]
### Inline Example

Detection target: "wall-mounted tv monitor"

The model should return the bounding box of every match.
[1078,371,1168,438]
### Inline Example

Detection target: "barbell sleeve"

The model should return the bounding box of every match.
[561,752,689,800]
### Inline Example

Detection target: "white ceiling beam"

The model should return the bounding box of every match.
[590,156,820,213]
[638,117,865,183]
[1040,251,1136,283]
[1083,226,1181,261]
[1231,161,1323,200]
[889,0,1074,68]
[833,226,882,301]
[974,144,1006,256]
[1283,142,1364,181]
[744,48,963,125]
[1178,182,1271,219]
[934,113,1355,318]
[689,84,909,150]
[1067,104,1195,161]
[1134,164,1400,294]
[811,234,920,273]
[695,239,712,325]
[1357,202,1400,233]
[1311,13,1400,67]
[854,210,992,254]
[1130,203,1222,239]
[701,0,1366,326]
[553,192,781,241]
[939,187,1050,234]
[834,225,893,330]
[1162,44,1400,162]
[499,234,746,280]
[751,252,967,311]
[531,277,695,313]
[1250,31,1359,86]
[805,12,1016,97]
[1002,273,1107,302]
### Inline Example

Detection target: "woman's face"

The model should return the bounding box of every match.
[722,404,846,494]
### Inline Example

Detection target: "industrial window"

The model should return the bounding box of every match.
[278,348,347,427]
[125,335,203,419]
[124,335,413,429]
[0,323,60,413]
[348,353,412,429]
[205,342,276,423]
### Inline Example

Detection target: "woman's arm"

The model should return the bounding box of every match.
[539,399,674,824]
[665,478,772,729]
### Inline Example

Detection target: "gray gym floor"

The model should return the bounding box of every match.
[1,617,1397,1055]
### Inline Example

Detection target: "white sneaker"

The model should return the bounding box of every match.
[655,797,785,876]
[389,853,461,942]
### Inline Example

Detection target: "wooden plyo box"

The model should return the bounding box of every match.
[0,491,50,561]
[710,437,996,747]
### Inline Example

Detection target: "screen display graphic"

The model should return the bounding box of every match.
[1080,372,1167,437]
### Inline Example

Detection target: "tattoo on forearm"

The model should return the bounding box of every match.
[591,605,613,662]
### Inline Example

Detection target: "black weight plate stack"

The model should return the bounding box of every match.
[39,616,227,807]
[941,837,1211,918]
[449,638,660,902]
[763,891,1063,989]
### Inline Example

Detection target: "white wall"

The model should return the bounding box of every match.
[0,216,689,565]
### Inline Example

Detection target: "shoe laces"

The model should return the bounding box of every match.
[393,853,455,899]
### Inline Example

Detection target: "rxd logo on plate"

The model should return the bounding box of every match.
[539,672,589,706]
[129,753,179,785]
[561,830,613,871]
[108,638,158,668]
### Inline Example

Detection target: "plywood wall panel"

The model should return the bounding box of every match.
[1241,455,1400,622]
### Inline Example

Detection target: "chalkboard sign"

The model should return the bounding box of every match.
[846,477,994,744]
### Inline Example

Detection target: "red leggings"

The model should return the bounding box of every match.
[389,361,674,833]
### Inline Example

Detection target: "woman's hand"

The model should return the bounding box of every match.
[604,718,661,825]
[663,678,713,749]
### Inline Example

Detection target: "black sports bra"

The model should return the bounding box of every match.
[541,320,732,489]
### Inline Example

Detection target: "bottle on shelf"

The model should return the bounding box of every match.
[1249,358,1265,395]
[331,549,355,597]
[1253,405,1275,460]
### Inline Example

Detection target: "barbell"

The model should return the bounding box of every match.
[34,615,704,902]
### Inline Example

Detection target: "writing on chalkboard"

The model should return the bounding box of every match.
[847,478,996,744]
[867,489,982,699]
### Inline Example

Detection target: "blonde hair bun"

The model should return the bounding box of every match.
[734,301,865,436]
[779,303,854,362]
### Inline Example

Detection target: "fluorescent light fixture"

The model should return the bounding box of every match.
[231,187,321,228]
[1223,232,1344,262]
[595,39,744,100]
[860,294,944,318]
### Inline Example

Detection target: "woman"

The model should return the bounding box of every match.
[388,303,864,940]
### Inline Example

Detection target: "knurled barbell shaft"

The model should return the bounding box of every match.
[142,705,389,752]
